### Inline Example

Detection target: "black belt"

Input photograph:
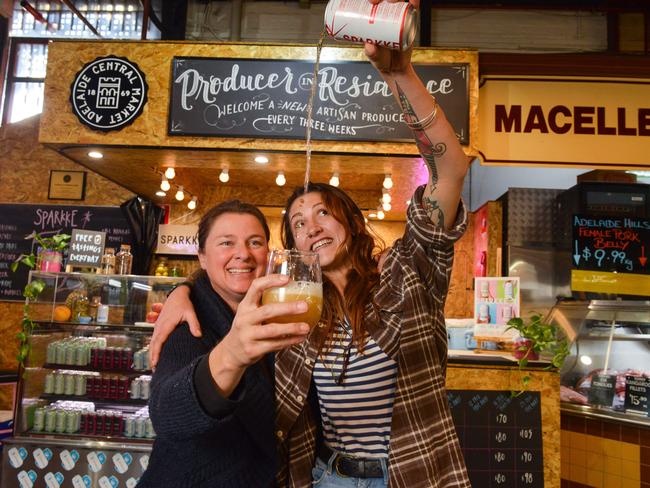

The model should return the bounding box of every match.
[317,444,384,479]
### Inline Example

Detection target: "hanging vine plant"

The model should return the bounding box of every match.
[11,232,70,365]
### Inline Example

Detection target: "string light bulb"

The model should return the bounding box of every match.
[219,168,230,183]
[160,176,171,192]
[382,174,393,190]
[255,156,269,164]
[155,190,166,197]
[382,190,391,204]
[165,167,176,179]
[329,172,340,187]
[382,201,392,211]
[175,186,185,201]
[377,209,385,220]
[276,171,286,186]
[188,196,197,210]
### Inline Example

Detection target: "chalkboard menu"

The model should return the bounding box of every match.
[0,204,131,302]
[169,57,470,144]
[448,390,544,488]
[624,376,649,414]
[572,214,649,275]
[587,374,617,407]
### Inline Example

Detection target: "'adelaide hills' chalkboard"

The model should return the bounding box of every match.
[0,204,132,301]
[169,57,470,144]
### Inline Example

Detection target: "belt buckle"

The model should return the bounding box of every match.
[334,454,350,478]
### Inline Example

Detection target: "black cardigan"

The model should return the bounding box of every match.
[138,272,276,487]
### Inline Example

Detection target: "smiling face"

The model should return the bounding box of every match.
[197,212,269,310]
[288,192,349,269]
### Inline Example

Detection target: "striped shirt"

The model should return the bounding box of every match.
[313,321,397,458]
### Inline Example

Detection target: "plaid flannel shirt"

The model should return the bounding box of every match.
[275,185,471,488]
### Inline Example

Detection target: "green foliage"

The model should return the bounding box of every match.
[9,232,67,366]
[506,312,570,396]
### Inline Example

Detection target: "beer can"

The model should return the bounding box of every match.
[65,410,77,433]
[64,374,75,396]
[44,373,55,394]
[130,379,141,400]
[124,416,135,437]
[64,345,75,365]
[135,417,146,438]
[45,408,57,433]
[55,342,66,365]
[140,377,150,400]
[133,349,144,371]
[55,409,66,433]
[33,408,45,432]
[324,0,418,51]
[74,374,86,396]
[46,342,57,364]
[145,418,155,438]
[54,373,65,395]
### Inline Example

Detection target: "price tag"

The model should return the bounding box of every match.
[624,376,650,414]
[588,374,617,407]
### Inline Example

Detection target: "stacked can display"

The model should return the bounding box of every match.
[46,337,107,367]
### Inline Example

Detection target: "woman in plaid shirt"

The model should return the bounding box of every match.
[150,0,472,484]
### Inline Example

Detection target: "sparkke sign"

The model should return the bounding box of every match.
[168,57,470,144]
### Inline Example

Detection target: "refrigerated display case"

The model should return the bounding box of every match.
[548,299,650,426]
[1,271,183,488]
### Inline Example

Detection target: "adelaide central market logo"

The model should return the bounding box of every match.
[70,55,148,132]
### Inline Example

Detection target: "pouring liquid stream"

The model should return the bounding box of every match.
[303,28,327,193]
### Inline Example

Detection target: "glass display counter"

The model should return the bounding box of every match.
[1,271,183,488]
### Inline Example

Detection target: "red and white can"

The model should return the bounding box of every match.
[324,0,418,51]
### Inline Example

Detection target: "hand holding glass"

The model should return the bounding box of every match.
[261,250,323,328]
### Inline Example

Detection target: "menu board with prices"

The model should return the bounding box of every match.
[572,215,649,275]
[448,390,544,488]
[624,376,650,415]
[0,204,132,302]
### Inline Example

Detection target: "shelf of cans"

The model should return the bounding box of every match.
[45,337,151,371]
[43,371,152,401]
[31,401,155,439]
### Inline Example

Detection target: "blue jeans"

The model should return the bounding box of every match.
[312,451,389,487]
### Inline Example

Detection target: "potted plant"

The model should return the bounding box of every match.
[11,232,70,365]
[12,231,71,272]
[506,312,570,393]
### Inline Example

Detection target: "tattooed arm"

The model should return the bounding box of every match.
[364,0,470,229]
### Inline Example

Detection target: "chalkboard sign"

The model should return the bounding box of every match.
[169,57,470,144]
[587,374,617,407]
[0,204,131,302]
[67,229,106,268]
[572,214,649,275]
[624,376,649,414]
[448,390,544,488]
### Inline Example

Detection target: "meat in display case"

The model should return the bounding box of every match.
[549,299,650,425]
[1,271,183,488]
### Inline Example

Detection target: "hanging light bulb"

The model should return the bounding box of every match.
[382,190,391,204]
[160,176,171,192]
[254,156,269,164]
[382,174,393,190]
[377,209,385,220]
[155,190,166,197]
[188,196,197,210]
[276,171,286,186]
[329,172,340,187]
[165,167,176,179]
[382,201,392,211]
[175,186,185,201]
[219,168,229,183]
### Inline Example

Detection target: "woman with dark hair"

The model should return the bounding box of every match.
[138,200,310,488]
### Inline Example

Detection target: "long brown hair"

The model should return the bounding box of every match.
[281,183,383,347]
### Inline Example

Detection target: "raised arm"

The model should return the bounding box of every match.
[365,0,471,229]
